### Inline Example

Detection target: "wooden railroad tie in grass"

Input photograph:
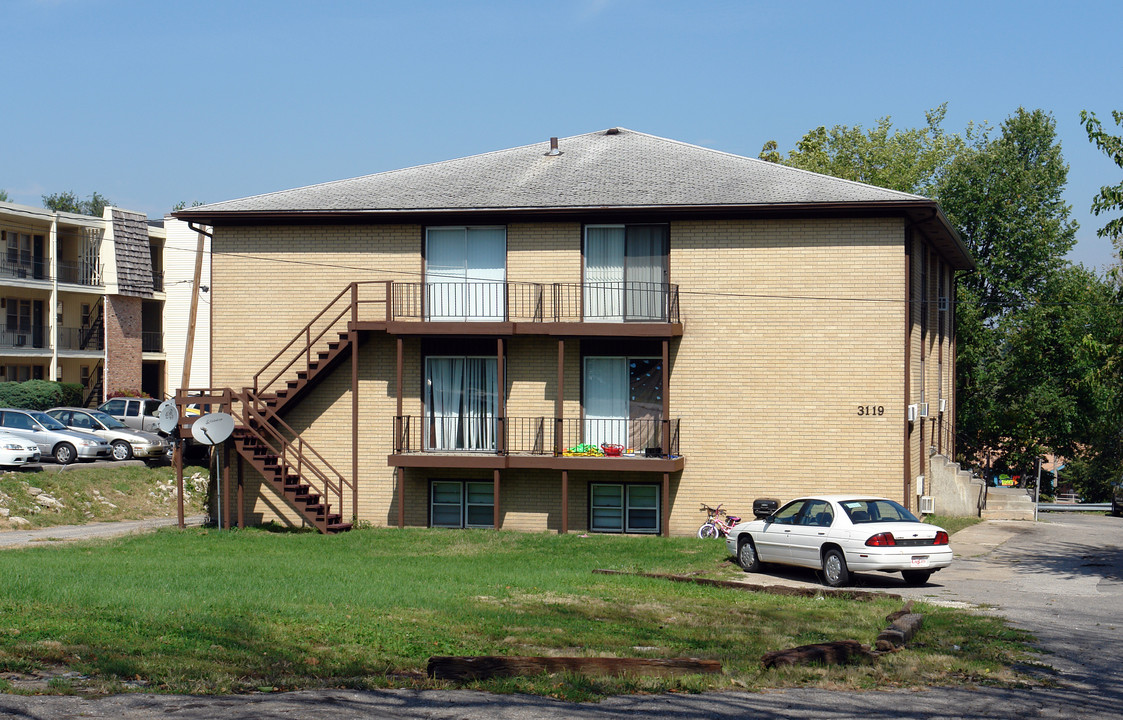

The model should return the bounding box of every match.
[761,602,924,668]
[427,655,722,681]
[592,569,901,602]
[761,640,876,669]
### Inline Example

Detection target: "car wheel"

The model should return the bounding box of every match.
[821,548,850,587]
[53,443,77,465]
[698,523,719,539]
[737,537,761,572]
[901,570,933,586]
[111,440,133,461]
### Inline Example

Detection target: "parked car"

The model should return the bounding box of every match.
[725,495,953,587]
[46,407,169,462]
[0,430,41,468]
[0,409,112,464]
[97,397,165,434]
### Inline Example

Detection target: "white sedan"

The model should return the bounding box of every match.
[724,495,953,587]
[0,431,41,468]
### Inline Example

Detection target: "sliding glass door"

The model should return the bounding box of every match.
[583,356,663,451]
[426,227,505,321]
[425,356,498,451]
[584,225,668,322]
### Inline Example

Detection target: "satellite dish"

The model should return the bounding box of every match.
[157,400,180,434]
[191,412,235,445]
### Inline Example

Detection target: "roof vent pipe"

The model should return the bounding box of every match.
[546,137,561,156]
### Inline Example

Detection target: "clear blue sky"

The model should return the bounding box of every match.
[2,0,1120,269]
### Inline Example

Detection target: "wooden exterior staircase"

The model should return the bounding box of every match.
[180,285,386,534]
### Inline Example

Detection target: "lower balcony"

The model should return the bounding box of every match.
[0,326,47,349]
[58,326,105,351]
[389,415,683,472]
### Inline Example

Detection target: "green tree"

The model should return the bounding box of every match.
[759,104,965,197]
[1076,108,1123,498]
[172,200,206,211]
[940,109,1079,474]
[42,190,113,217]
[1080,109,1123,249]
[0,189,9,202]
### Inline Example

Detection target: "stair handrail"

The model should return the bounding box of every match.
[232,389,353,520]
[80,301,104,350]
[81,359,103,407]
[253,281,390,395]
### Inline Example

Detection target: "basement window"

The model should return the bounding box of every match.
[589,483,659,534]
[430,480,494,529]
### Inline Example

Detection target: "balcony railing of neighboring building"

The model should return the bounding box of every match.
[57,261,103,286]
[390,280,680,324]
[58,325,105,351]
[142,331,163,353]
[393,415,680,458]
[0,326,48,349]
[0,258,47,281]
[152,271,164,292]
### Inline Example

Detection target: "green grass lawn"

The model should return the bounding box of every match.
[0,527,1034,699]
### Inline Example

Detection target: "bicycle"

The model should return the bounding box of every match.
[697,503,741,539]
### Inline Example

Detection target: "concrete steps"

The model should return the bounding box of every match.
[981,486,1036,521]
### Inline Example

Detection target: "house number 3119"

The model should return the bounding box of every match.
[857,405,885,416]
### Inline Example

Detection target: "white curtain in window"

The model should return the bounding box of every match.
[465,227,505,321]
[584,356,627,447]
[425,356,497,451]
[426,228,466,321]
[624,226,667,321]
[584,226,624,321]
[426,227,506,321]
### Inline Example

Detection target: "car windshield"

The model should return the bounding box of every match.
[30,412,68,431]
[88,410,129,429]
[840,499,920,524]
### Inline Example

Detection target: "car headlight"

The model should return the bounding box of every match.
[79,440,100,447]
[2,443,22,450]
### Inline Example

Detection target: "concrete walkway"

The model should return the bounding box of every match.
[0,515,208,547]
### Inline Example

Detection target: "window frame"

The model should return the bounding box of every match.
[588,482,661,534]
[429,479,495,529]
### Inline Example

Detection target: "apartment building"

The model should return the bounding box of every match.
[174,128,974,536]
[0,200,166,403]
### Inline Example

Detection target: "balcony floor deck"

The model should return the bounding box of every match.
[388,451,684,473]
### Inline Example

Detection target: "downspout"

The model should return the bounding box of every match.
[903,230,913,508]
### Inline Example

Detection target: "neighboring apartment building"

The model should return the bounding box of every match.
[174,128,974,536]
[0,200,167,403]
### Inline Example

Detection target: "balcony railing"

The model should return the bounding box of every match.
[142,331,163,353]
[0,326,48,349]
[57,261,103,286]
[58,325,105,351]
[0,258,47,281]
[389,280,680,323]
[394,415,680,458]
[152,271,164,292]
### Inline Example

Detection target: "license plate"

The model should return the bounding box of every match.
[911,556,930,568]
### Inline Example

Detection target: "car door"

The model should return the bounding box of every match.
[0,411,48,453]
[753,500,808,563]
[785,499,835,567]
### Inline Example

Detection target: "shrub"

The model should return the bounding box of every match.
[0,380,84,410]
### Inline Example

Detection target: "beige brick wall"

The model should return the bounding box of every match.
[214,217,960,535]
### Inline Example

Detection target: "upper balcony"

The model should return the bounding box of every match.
[347,280,682,337]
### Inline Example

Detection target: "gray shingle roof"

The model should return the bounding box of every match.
[111,209,154,298]
[182,128,925,214]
